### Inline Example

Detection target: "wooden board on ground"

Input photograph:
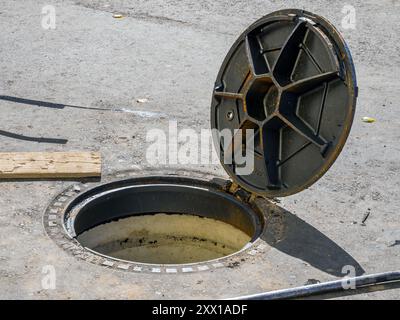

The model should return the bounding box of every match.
[0,152,101,179]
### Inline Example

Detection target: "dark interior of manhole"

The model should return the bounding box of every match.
[67,181,263,264]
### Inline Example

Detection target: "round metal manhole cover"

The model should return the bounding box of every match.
[211,9,358,197]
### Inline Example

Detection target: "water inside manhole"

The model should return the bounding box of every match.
[77,213,251,264]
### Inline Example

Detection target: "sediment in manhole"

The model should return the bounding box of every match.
[77,213,251,264]
[62,177,263,265]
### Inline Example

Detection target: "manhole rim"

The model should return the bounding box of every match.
[43,169,269,274]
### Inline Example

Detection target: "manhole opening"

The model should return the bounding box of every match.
[65,178,263,265]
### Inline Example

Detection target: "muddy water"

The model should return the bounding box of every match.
[77,213,251,264]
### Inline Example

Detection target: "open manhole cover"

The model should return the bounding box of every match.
[45,9,357,273]
[211,9,357,197]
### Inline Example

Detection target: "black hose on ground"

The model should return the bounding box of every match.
[228,271,400,300]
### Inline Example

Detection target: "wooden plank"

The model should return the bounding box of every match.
[0,152,101,179]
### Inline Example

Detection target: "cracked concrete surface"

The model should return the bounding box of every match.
[0,0,399,299]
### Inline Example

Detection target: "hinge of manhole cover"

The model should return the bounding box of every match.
[210,177,259,203]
